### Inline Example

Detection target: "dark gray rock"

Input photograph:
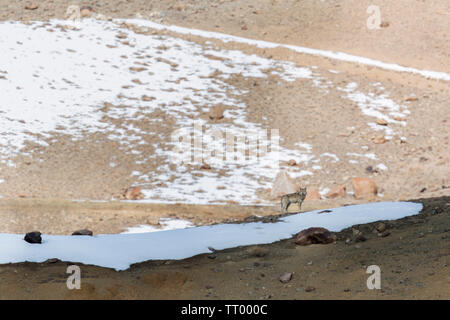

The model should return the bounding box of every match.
[72,229,93,236]
[24,231,42,244]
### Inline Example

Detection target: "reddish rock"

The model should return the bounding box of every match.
[200,163,212,170]
[325,184,347,199]
[123,186,143,200]
[72,229,93,236]
[80,6,95,17]
[352,178,378,199]
[305,188,321,200]
[373,135,387,144]
[25,2,39,10]
[270,171,297,200]
[295,227,336,246]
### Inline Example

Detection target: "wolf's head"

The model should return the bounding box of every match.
[297,187,307,198]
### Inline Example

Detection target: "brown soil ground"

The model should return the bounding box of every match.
[0,196,448,299]
[0,0,448,299]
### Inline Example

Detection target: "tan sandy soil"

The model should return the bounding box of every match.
[0,196,448,299]
[0,1,448,210]
[1,0,448,72]
[0,0,448,300]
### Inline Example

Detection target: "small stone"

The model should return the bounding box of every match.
[355,234,367,242]
[325,184,346,199]
[376,118,388,126]
[247,246,269,257]
[287,159,297,166]
[200,163,212,170]
[207,254,216,259]
[305,286,315,292]
[123,186,143,200]
[24,231,42,244]
[373,135,387,144]
[405,96,419,102]
[380,21,390,28]
[25,2,39,10]
[240,23,248,30]
[72,229,93,236]
[44,258,59,264]
[279,272,293,283]
[295,227,336,246]
[376,223,386,233]
[80,6,95,17]
[209,106,224,121]
[378,231,390,238]
[352,178,378,199]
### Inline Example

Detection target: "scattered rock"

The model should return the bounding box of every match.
[80,6,95,18]
[305,286,316,292]
[352,178,378,199]
[305,188,321,200]
[200,163,212,170]
[123,186,144,200]
[270,171,297,199]
[365,166,377,174]
[247,246,269,257]
[72,229,93,236]
[44,258,59,264]
[325,184,346,199]
[373,135,387,144]
[295,227,336,246]
[240,23,248,31]
[355,234,367,242]
[378,231,391,238]
[376,118,388,126]
[287,159,297,166]
[376,223,386,233]
[279,272,293,283]
[24,231,42,244]
[141,95,155,101]
[380,21,390,28]
[209,106,224,121]
[25,2,39,10]
[405,96,419,102]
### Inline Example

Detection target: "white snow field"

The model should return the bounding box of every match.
[0,19,418,204]
[0,202,422,270]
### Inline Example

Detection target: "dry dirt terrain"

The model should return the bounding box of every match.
[0,196,448,299]
[0,0,448,299]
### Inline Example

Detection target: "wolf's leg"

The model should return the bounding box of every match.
[298,200,302,211]
[285,201,291,214]
[281,197,286,214]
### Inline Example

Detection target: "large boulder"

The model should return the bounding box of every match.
[352,178,378,199]
[295,227,336,246]
[270,171,297,199]
[325,184,347,199]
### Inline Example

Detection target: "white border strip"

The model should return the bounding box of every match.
[119,18,450,82]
